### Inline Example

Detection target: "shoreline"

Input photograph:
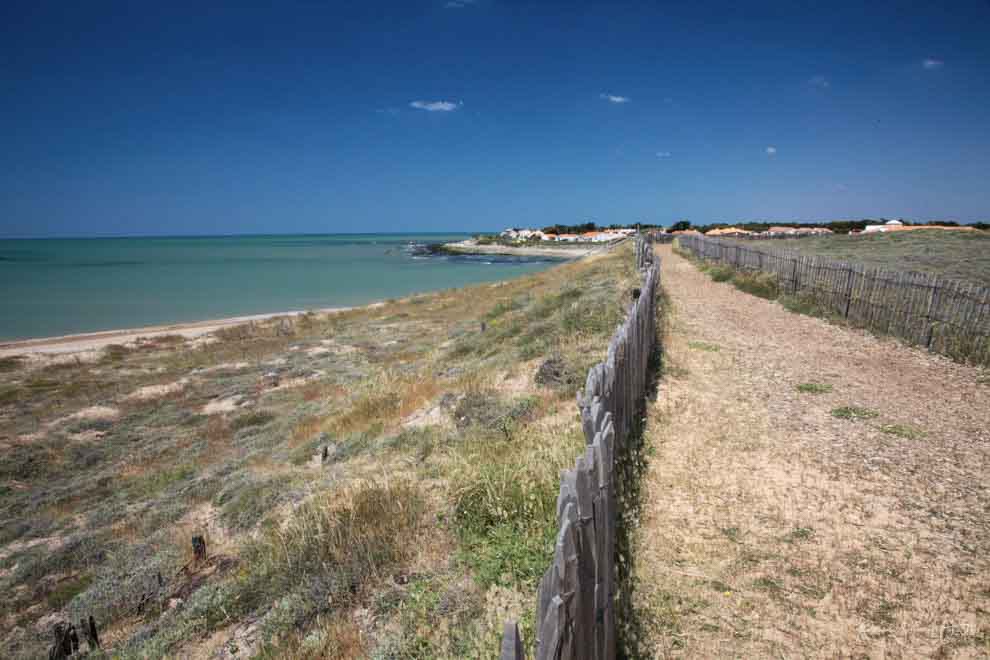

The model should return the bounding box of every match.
[442,238,623,258]
[3,242,613,357]
[0,305,372,357]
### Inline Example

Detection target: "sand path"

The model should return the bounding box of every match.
[635,245,990,658]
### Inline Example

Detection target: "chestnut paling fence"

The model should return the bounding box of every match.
[501,235,660,659]
[677,234,990,366]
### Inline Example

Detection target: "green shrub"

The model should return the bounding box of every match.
[780,293,830,318]
[732,271,779,299]
[707,265,734,282]
[230,410,276,432]
[0,356,24,372]
[218,475,292,531]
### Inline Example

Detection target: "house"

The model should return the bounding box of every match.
[706,227,752,237]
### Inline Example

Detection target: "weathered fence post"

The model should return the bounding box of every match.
[502,235,660,659]
[675,234,990,365]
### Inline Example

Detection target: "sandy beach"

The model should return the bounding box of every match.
[0,305,369,357]
[442,238,623,258]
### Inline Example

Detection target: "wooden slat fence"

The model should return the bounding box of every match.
[501,236,660,660]
[676,234,990,365]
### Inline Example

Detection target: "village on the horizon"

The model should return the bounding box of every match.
[496,217,986,243]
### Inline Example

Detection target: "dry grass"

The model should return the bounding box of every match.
[635,245,990,658]
[737,229,990,287]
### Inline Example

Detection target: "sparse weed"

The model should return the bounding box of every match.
[796,382,832,394]
[880,423,925,440]
[830,406,879,421]
[688,341,720,352]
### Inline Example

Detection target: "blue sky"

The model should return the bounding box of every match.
[2,1,989,237]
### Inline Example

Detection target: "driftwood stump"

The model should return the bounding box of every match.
[83,615,100,650]
[192,535,207,561]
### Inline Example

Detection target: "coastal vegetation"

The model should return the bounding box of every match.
[0,243,640,657]
[726,229,990,287]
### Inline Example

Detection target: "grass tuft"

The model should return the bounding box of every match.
[830,406,879,421]
[880,423,925,440]
[688,341,720,352]
[796,382,833,394]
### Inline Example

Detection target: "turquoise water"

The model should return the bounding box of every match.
[0,234,562,341]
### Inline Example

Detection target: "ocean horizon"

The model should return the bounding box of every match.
[0,233,562,341]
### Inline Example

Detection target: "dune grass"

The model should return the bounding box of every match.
[0,242,641,658]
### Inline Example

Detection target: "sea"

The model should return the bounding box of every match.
[0,234,564,341]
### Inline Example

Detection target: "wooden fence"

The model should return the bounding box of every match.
[676,234,990,365]
[500,236,660,660]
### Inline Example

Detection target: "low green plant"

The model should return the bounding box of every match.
[731,271,779,299]
[46,573,94,610]
[0,387,22,406]
[830,406,879,421]
[452,424,583,589]
[780,293,830,318]
[230,410,276,432]
[783,527,815,543]
[796,382,832,394]
[706,264,734,282]
[0,356,24,372]
[688,341,720,352]
[880,424,925,440]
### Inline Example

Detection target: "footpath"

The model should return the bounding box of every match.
[634,244,990,658]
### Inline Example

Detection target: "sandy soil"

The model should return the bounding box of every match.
[635,245,990,658]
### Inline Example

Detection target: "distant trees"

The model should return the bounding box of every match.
[669,220,692,232]
[541,222,598,235]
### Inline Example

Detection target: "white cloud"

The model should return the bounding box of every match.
[599,93,630,104]
[808,75,830,89]
[765,146,777,156]
[922,58,944,70]
[409,100,463,112]
[656,151,672,159]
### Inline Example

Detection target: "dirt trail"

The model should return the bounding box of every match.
[635,245,990,658]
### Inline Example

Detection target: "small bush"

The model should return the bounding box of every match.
[830,406,879,421]
[238,480,424,613]
[102,344,133,362]
[46,573,94,610]
[453,392,537,433]
[731,271,779,299]
[0,387,22,406]
[0,356,24,372]
[796,382,832,394]
[780,293,830,318]
[230,410,276,432]
[706,265,734,282]
[218,475,291,531]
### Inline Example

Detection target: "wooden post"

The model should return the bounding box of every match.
[842,266,854,317]
[925,281,939,350]
[500,621,525,660]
